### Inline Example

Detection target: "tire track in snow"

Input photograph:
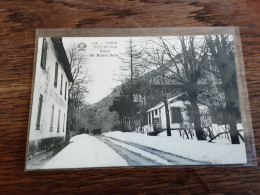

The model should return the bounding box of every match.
[103,136,210,165]
[102,137,175,165]
[97,136,165,166]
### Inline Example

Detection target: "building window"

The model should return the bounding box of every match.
[54,62,58,87]
[155,109,158,115]
[57,109,60,132]
[50,104,54,132]
[36,94,43,130]
[60,74,63,95]
[65,82,67,100]
[40,38,47,70]
[63,113,65,132]
[171,107,182,123]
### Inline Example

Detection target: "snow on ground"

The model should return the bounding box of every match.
[42,134,128,169]
[103,131,247,164]
[157,127,244,145]
[103,137,173,165]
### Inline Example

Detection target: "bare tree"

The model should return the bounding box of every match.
[158,36,208,140]
[118,38,144,80]
[117,38,143,131]
[66,44,92,135]
[140,41,174,136]
[205,35,241,144]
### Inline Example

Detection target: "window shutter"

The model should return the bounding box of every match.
[63,113,65,132]
[54,62,58,87]
[65,82,67,100]
[50,104,54,131]
[60,74,63,95]
[36,94,43,130]
[57,109,60,132]
[40,38,47,70]
[171,107,183,123]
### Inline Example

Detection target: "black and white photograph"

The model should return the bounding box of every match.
[26,29,249,169]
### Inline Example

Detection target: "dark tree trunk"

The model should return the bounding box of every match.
[130,94,135,131]
[188,92,205,140]
[164,100,171,136]
[206,35,240,144]
[215,54,240,144]
[222,86,240,144]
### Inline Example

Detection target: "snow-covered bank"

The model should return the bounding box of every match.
[103,131,247,164]
[43,134,128,169]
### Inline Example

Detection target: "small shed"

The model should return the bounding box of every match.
[145,94,211,132]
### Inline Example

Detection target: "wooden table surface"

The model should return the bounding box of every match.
[0,0,260,194]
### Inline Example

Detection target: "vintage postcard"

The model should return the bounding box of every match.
[25,27,256,170]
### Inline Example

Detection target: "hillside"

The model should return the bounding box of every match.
[79,85,121,133]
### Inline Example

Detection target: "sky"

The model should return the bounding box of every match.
[62,35,234,105]
[63,37,130,105]
[62,36,155,105]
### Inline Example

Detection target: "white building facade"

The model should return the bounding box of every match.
[28,37,73,156]
[144,94,210,133]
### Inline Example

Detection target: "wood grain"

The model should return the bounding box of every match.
[0,0,260,194]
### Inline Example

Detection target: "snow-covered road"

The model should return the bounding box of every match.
[98,136,209,166]
[40,130,246,169]
[42,134,128,169]
[41,133,209,169]
[98,136,162,166]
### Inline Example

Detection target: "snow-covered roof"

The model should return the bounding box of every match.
[146,102,164,112]
[146,94,209,113]
[169,100,186,108]
[167,94,183,104]
[146,94,183,112]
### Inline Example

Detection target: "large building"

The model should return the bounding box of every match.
[28,37,73,157]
